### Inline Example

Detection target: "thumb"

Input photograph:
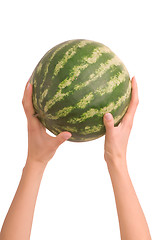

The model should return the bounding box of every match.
[54,131,72,148]
[103,113,114,134]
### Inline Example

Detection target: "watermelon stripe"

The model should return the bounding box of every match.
[83,45,111,63]
[43,55,121,112]
[114,104,129,125]
[72,55,120,91]
[34,71,130,140]
[78,104,129,136]
[30,40,72,85]
[43,79,130,141]
[53,40,92,77]
[58,46,112,90]
[48,102,129,139]
[38,40,92,92]
[52,64,124,115]
[95,69,128,95]
[31,39,131,142]
[36,62,43,74]
[46,68,128,120]
[40,51,114,112]
[39,44,114,109]
[30,42,74,113]
[39,40,76,89]
[67,80,131,124]
[76,92,94,109]
[44,96,130,142]
[34,40,84,108]
[80,124,103,135]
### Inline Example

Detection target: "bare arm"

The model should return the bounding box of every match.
[0,81,71,240]
[0,161,46,240]
[108,162,151,240]
[103,77,151,240]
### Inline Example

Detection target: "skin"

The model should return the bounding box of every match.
[0,77,151,240]
[104,77,151,239]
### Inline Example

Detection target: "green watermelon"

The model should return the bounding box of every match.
[30,39,131,142]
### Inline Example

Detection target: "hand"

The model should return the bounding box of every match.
[103,76,139,170]
[22,80,72,166]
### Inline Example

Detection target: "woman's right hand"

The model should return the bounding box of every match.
[22,80,72,166]
[103,76,139,170]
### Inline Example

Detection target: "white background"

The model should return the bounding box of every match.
[0,0,159,239]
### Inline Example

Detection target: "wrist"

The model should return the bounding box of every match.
[24,158,47,175]
[106,157,128,175]
[107,161,130,187]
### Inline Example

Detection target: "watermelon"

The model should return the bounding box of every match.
[30,39,131,142]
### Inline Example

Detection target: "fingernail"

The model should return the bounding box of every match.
[104,113,112,121]
[27,82,30,90]
[63,132,72,140]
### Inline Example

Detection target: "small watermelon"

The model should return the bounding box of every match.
[30,39,131,142]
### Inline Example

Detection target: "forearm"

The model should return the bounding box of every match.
[0,160,46,240]
[107,160,151,240]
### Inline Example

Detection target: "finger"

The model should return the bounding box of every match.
[54,132,72,148]
[22,79,47,134]
[22,81,35,119]
[22,78,31,103]
[103,113,114,135]
[22,80,43,130]
[120,76,139,128]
